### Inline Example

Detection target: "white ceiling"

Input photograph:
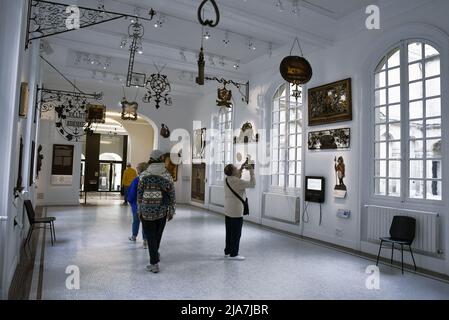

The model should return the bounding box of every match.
[41,0,379,95]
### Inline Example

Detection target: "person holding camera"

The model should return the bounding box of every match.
[223,157,256,260]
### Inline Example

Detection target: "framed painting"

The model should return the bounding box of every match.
[308,78,352,126]
[19,82,29,118]
[308,128,350,150]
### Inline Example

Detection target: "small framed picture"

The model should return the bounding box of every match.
[19,82,29,118]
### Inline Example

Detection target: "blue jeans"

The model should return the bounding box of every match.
[123,186,129,204]
[132,206,147,240]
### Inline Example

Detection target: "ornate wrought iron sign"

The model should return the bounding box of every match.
[26,0,155,49]
[142,71,172,109]
[206,77,249,106]
[197,0,220,27]
[54,97,89,142]
[125,19,146,87]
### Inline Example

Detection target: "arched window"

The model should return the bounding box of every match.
[373,41,442,200]
[271,83,303,189]
[214,106,233,183]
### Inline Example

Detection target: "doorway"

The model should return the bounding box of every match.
[98,161,123,192]
[191,163,206,203]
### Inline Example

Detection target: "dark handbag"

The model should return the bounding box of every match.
[226,178,249,216]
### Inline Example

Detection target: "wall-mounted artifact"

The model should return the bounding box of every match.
[121,100,138,121]
[19,82,29,117]
[308,78,352,126]
[51,144,74,185]
[86,104,106,124]
[37,144,44,178]
[14,137,24,195]
[163,153,179,182]
[334,156,347,198]
[192,128,207,162]
[308,128,350,151]
[142,66,172,109]
[26,0,155,49]
[234,122,259,144]
[160,124,171,138]
[280,37,313,103]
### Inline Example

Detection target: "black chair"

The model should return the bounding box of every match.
[376,215,417,274]
[24,200,56,247]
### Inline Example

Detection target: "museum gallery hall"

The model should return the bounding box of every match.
[2,0,449,301]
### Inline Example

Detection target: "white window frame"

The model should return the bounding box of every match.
[212,106,233,185]
[371,39,444,203]
[269,83,304,194]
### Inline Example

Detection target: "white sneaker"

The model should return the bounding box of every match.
[129,236,136,242]
[224,254,230,258]
[145,264,159,273]
[228,255,245,260]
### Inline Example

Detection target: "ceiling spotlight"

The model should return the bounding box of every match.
[219,56,226,67]
[275,0,284,12]
[154,13,165,28]
[233,60,240,70]
[292,0,300,15]
[203,29,211,40]
[223,31,230,46]
[248,38,256,51]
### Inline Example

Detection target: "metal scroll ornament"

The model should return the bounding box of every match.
[197,0,220,27]
[217,85,232,109]
[142,73,172,109]
[280,37,313,102]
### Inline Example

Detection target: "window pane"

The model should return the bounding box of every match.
[280,124,286,136]
[280,110,286,122]
[388,68,400,86]
[272,175,278,186]
[389,123,401,140]
[388,49,400,68]
[426,118,441,138]
[409,101,423,119]
[279,175,285,187]
[279,161,285,174]
[426,139,442,158]
[296,148,302,160]
[289,135,296,147]
[410,140,424,159]
[410,180,424,199]
[375,107,387,123]
[375,71,386,88]
[389,104,401,122]
[289,123,296,135]
[389,141,401,159]
[296,162,301,175]
[425,57,440,78]
[375,142,387,158]
[409,82,423,100]
[273,112,279,123]
[289,148,296,160]
[425,44,439,59]
[409,120,424,139]
[375,179,387,195]
[289,109,296,121]
[425,77,440,97]
[389,161,401,178]
[426,98,441,118]
[375,89,386,106]
[388,86,401,104]
[375,160,387,177]
[426,180,442,200]
[297,134,302,147]
[272,149,278,161]
[271,162,279,174]
[279,148,286,161]
[288,175,295,188]
[408,42,422,63]
[288,162,296,174]
[375,125,387,141]
[296,176,302,188]
[388,179,401,197]
[427,160,442,179]
[410,160,424,179]
[409,62,423,81]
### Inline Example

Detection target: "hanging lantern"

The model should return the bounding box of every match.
[121,99,138,121]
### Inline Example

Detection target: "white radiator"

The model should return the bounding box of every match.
[263,193,300,224]
[365,205,440,255]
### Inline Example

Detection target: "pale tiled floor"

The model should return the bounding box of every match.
[36,204,449,300]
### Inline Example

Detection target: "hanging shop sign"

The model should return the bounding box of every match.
[280,37,313,103]
[54,98,89,142]
[197,0,220,27]
[217,85,232,109]
[121,100,138,121]
[207,77,249,106]
[86,104,106,124]
[160,124,171,138]
[142,66,172,109]
[25,0,155,49]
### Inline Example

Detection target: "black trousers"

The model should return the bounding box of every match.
[224,216,243,257]
[142,217,167,265]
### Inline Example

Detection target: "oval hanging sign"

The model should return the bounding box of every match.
[280,56,313,85]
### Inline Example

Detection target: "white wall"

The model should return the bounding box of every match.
[186,0,449,275]
[0,0,41,299]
